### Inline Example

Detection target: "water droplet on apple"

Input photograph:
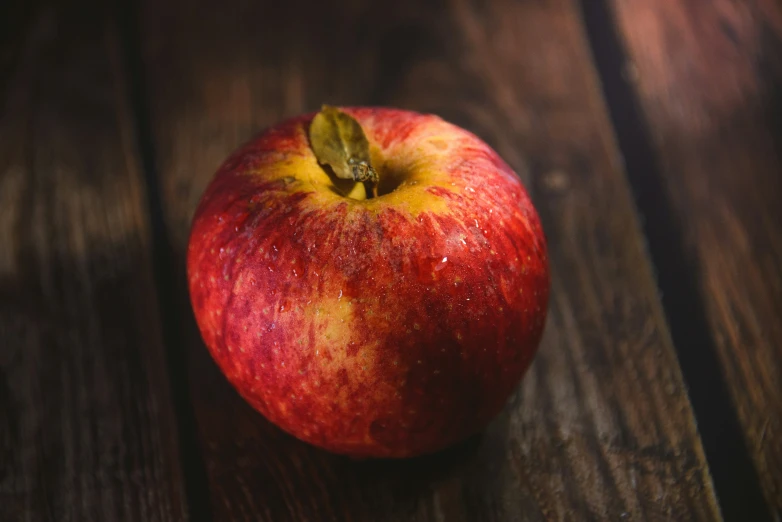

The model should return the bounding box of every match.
[434,257,448,271]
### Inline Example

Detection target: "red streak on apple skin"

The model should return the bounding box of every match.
[187,108,549,458]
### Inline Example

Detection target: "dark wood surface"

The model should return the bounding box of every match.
[0,4,186,521]
[1,0,780,520]
[139,0,719,520]
[605,0,782,516]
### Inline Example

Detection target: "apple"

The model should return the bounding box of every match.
[187,106,549,458]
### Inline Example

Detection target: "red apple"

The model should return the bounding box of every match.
[187,107,549,458]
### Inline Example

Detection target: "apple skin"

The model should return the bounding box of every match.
[187,107,549,458]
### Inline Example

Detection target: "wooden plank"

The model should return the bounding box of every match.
[606,0,782,515]
[140,0,721,519]
[0,5,187,521]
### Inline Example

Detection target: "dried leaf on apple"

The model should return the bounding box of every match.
[309,105,378,197]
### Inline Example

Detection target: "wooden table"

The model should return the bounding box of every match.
[2,0,780,520]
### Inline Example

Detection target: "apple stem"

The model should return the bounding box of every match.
[348,159,378,199]
[365,180,378,199]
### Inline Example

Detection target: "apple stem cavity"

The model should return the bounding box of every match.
[309,105,379,199]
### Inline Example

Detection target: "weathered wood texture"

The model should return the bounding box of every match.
[0,4,187,521]
[608,0,782,515]
[140,0,721,520]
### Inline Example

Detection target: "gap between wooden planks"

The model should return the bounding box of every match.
[605,0,782,517]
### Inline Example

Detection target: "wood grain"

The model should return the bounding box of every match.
[0,4,187,521]
[140,0,721,520]
[608,0,782,515]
